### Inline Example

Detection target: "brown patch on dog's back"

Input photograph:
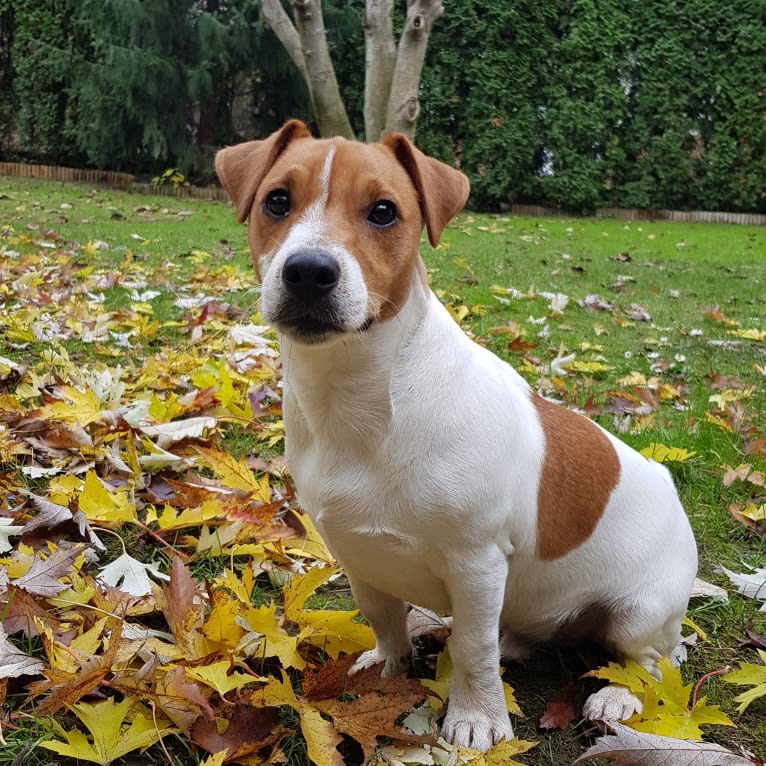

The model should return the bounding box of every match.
[531,394,620,560]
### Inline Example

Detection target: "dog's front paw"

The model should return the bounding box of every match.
[583,685,643,722]
[349,648,411,677]
[441,710,513,751]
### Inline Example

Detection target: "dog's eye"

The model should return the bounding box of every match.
[368,200,397,228]
[264,189,290,218]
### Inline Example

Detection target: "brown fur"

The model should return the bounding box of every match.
[531,393,621,560]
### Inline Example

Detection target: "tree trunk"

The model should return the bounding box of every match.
[385,0,443,140]
[260,0,443,143]
[363,0,396,142]
[291,0,354,139]
[261,0,309,83]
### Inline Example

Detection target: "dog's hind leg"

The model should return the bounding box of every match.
[348,579,413,677]
[583,609,686,722]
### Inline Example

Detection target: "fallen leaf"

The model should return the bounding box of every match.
[40,696,174,765]
[0,518,24,554]
[723,649,766,712]
[720,566,766,612]
[640,443,696,463]
[0,625,45,678]
[539,683,578,730]
[184,659,261,696]
[191,702,286,761]
[97,552,170,596]
[585,658,733,739]
[575,721,756,765]
[12,544,87,597]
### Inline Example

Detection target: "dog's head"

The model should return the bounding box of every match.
[215,120,469,345]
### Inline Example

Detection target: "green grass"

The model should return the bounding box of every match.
[1,176,765,762]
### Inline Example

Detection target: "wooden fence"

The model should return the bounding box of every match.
[508,204,766,226]
[0,162,134,190]
[1,161,764,224]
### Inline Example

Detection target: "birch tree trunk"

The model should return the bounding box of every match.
[291,0,354,139]
[261,0,354,139]
[363,0,396,142]
[261,0,309,83]
[260,0,443,142]
[385,0,443,140]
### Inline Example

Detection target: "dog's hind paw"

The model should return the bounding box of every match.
[349,648,411,677]
[441,712,513,751]
[583,684,643,722]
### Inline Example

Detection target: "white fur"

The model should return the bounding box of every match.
[263,157,698,750]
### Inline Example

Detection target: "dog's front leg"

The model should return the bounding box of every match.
[348,579,413,676]
[441,551,513,750]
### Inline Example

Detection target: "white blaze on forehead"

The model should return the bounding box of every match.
[319,143,336,198]
[298,143,337,232]
[259,139,367,329]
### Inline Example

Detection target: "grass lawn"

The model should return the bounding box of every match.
[1,176,765,765]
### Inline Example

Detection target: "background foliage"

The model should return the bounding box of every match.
[1,0,764,212]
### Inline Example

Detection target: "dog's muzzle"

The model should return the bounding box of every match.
[270,250,373,343]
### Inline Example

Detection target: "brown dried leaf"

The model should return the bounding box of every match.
[303,655,429,759]
[1,584,59,637]
[190,703,286,762]
[539,683,578,731]
[31,617,122,715]
[12,543,88,597]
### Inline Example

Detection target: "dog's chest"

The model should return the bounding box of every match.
[286,423,454,612]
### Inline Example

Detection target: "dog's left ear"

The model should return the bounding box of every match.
[381,133,470,247]
[215,119,312,223]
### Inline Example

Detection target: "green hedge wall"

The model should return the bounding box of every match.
[1,0,764,212]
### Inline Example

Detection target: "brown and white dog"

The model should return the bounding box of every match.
[216,121,698,750]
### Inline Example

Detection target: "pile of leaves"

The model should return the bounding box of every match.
[1,193,765,766]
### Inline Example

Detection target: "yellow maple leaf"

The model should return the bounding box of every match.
[47,572,97,608]
[190,358,252,419]
[199,752,228,766]
[200,591,243,650]
[249,673,342,766]
[571,360,614,374]
[585,659,661,695]
[215,564,256,603]
[728,327,766,341]
[740,503,766,522]
[184,660,262,695]
[240,602,305,669]
[149,499,225,530]
[283,566,337,618]
[640,443,696,463]
[40,697,173,765]
[283,567,374,658]
[723,649,766,713]
[282,512,334,563]
[78,471,136,526]
[587,658,734,739]
[457,736,537,766]
[39,386,105,426]
[194,446,270,501]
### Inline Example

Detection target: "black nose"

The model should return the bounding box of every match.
[281,251,340,303]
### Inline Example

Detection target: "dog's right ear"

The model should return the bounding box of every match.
[215,120,312,224]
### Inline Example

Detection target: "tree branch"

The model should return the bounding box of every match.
[385,0,444,140]
[291,0,354,139]
[363,0,396,142]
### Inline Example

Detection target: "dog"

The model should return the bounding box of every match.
[215,120,698,750]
